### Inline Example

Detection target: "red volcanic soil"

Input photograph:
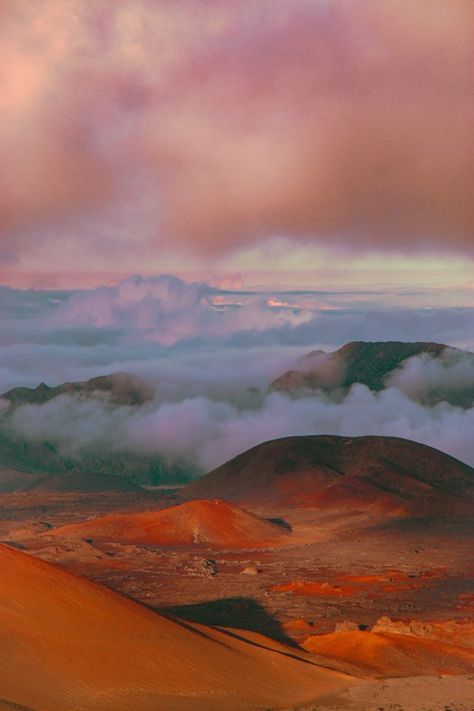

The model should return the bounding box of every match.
[271,570,450,601]
[0,543,351,711]
[272,581,356,597]
[50,498,290,548]
[182,435,474,514]
[302,630,474,676]
[371,617,474,649]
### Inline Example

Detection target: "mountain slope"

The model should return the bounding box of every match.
[19,471,144,493]
[51,499,289,548]
[0,543,348,711]
[2,372,154,407]
[271,341,474,406]
[182,435,474,514]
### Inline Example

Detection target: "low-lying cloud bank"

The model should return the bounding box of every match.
[5,384,474,474]
[1,275,473,393]
[1,275,474,477]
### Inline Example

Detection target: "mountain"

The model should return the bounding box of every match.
[0,543,347,711]
[0,372,193,484]
[0,428,191,486]
[51,499,290,548]
[0,466,42,493]
[2,372,154,407]
[271,341,474,406]
[19,471,144,493]
[182,435,474,514]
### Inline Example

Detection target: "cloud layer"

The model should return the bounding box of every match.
[1,275,474,393]
[1,0,472,269]
[7,384,474,475]
[1,275,474,476]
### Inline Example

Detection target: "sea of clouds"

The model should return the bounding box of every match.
[1,274,474,473]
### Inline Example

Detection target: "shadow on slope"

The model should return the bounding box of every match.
[161,596,297,648]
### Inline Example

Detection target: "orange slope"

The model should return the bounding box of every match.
[302,630,474,676]
[0,543,352,711]
[50,498,289,548]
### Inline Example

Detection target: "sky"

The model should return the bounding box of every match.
[0,0,472,290]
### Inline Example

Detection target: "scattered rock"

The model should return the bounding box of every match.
[199,558,218,577]
[334,620,360,633]
[240,565,259,575]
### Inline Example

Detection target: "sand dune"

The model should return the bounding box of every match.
[183,435,474,514]
[50,498,290,548]
[0,543,352,711]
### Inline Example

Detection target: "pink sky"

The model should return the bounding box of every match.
[0,0,472,289]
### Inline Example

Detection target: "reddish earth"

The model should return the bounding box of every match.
[1,433,473,709]
[0,543,353,711]
[50,498,291,549]
[456,593,474,613]
[272,581,357,597]
[371,617,474,648]
[271,570,451,600]
[182,435,474,515]
[302,630,474,676]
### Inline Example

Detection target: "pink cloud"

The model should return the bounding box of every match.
[0,0,472,267]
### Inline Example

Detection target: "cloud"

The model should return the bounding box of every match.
[387,351,474,408]
[7,385,474,476]
[1,276,473,395]
[0,0,472,267]
[2,275,474,478]
[50,274,314,345]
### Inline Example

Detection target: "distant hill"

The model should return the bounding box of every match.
[0,372,194,485]
[0,428,192,486]
[2,372,154,407]
[0,466,42,494]
[270,341,474,406]
[19,471,144,494]
[51,499,290,548]
[182,435,474,515]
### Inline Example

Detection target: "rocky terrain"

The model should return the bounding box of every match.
[1,432,473,710]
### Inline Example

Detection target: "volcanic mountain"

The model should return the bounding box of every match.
[0,372,191,484]
[2,372,154,407]
[271,341,474,406]
[182,435,474,514]
[0,543,348,711]
[50,499,289,548]
[19,471,144,493]
[0,465,42,493]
